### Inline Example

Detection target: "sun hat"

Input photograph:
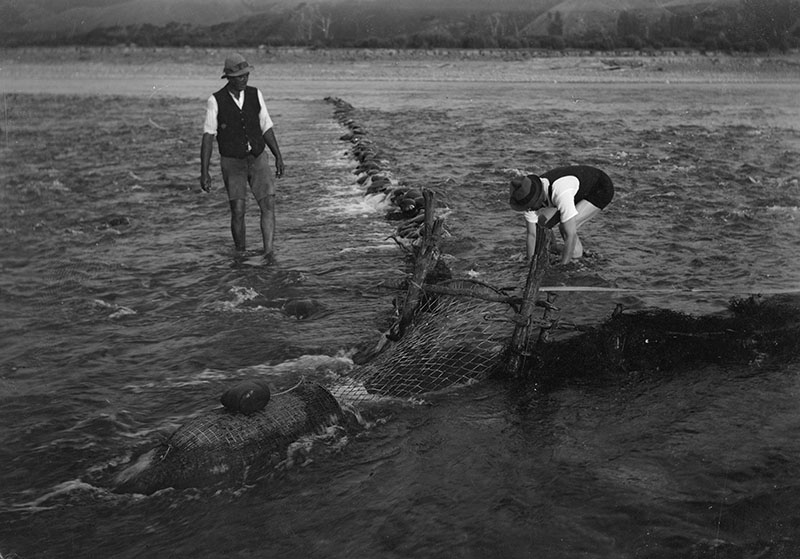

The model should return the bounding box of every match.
[509,174,546,211]
[221,53,254,78]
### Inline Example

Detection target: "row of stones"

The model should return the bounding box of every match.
[325,96,426,240]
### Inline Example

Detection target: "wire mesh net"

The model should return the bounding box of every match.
[334,279,517,402]
[167,382,341,453]
[113,381,344,493]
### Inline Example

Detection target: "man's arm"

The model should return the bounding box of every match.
[200,133,214,191]
[263,128,284,178]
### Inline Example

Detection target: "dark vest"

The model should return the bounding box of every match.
[213,86,266,159]
[542,165,605,205]
[541,165,606,228]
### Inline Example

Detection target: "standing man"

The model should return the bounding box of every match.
[509,165,614,265]
[201,53,284,262]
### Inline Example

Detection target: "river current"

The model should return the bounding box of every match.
[1,53,799,558]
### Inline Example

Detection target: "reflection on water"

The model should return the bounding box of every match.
[0,75,799,558]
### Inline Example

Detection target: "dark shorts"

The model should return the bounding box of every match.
[220,152,274,202]
[582,171,614,210]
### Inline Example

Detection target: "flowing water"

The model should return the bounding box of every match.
[1,52,799,558]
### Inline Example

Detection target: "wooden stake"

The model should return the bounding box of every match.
[506,224,551,379]
[391,189,444,340]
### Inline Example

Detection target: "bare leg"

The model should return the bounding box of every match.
[558,222,585,258]
[257,194,276,257]
[561,200,602,258]
[229,199,246,251]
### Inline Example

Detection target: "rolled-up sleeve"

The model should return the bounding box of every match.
[551,176,580,223]
[202,95,218,135]
[257,89,274,133]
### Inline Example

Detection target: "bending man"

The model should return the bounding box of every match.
[509,165,614,265]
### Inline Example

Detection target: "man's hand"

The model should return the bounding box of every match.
[200,133,215,192]
[200,172,211,192]
[275,157,285,178]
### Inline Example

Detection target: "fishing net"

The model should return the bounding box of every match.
[166,382,341,454]
[114,381,342,494]
[333,279,519,402]
[332,282,800,405]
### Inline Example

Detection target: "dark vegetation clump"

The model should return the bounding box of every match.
[531,295,800,388]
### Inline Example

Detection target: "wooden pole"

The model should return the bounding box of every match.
[536,292,560,345]
[506,224,551,379]
[391,189,444,340]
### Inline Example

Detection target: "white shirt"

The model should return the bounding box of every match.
[202,88,274,136]
[524,175,581,225]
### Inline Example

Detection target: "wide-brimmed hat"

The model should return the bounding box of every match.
[509,175,545,211]
[221,53,254,78]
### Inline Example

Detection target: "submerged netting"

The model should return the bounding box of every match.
[114,382,343,494]
[333,279,518,403]
[331,283,800,405]
[166,382,341,454]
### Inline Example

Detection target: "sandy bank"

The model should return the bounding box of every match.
[3,46,800,85]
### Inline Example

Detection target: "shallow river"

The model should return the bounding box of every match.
[1,56,799,558]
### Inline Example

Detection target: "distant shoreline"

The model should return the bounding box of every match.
[2,46,798,97]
